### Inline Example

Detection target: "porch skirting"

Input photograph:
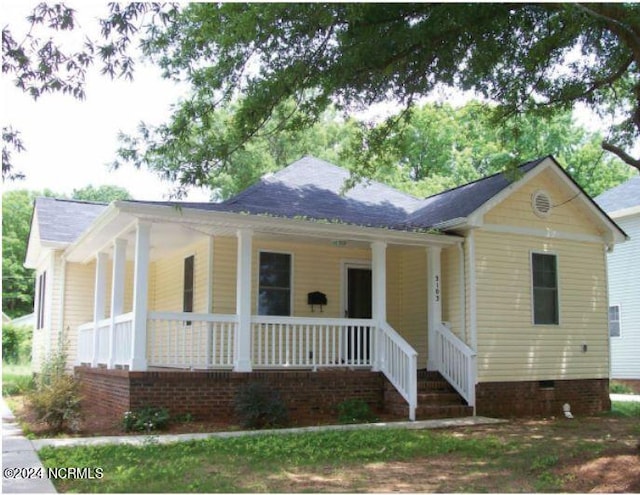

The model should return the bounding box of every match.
[75,367,386,422]
[475,378,611,417]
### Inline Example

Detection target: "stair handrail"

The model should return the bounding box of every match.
[434,323,476,408]
[379,321,418,421]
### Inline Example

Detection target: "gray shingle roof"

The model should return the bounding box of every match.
[595,176,640,213]
[126,155,551,232]
[403,158,545,228]
[35,197,107,244]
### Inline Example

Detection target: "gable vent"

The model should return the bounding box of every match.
[532,190,552,217]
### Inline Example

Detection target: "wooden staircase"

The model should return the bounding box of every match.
[385,370,474,420]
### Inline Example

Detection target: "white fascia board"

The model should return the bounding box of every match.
[114,201,463,248]
[62,204,121,262]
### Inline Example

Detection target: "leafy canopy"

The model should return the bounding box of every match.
[133,2,640,182]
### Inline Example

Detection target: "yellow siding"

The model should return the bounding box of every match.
[474,230,608,382]
[212,236,237,314]
[385,246,429,368]
[485,168,602,236]
[62,259,96,368]
[149,239,210,313]
[251,239,371,318]
[441,245,464,341]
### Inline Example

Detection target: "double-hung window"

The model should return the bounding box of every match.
[258,252,292,316]
[532,253,559,325]
[608,305,621,338]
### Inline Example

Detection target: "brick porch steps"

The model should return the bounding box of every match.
[385,371,474,420]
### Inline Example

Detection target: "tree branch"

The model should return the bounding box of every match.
[601,140,640,171]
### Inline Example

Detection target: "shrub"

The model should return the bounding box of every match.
[2,323,32,364]
[337,398,378,424]
[28,336,82,433]
[234,382,290,429]
[122,406,171,432]
[610,381,634,394]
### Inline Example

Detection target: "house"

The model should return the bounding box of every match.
[596,177,640,392]
[25,155,626,420]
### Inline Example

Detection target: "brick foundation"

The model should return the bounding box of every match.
[75,367,384,422]
[475,379,611,417]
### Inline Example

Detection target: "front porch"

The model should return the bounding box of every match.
[69,206,476,420]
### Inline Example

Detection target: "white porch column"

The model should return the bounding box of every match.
[235,228,253,372]
[107,238,127,368]
[371,241,387,372]
[427,246,442,370]
[130,222,150,371]
[91,251,109,367]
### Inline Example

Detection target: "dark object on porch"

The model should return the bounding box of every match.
[234,381,290,429]
[307,291,327,312]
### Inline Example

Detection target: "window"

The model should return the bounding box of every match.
[258,252,291,316]
[36,271,47,329]
[532,253,559,325]
[609,305,621,338]
[183,255,194,315]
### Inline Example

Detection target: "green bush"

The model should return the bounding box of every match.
[122,406,171,432]
[337,398,378,424]
[2,368,34,396]
[610,381,634,394]
[234,382,290,429]
[2,323,32,364]
[28,338,82,433]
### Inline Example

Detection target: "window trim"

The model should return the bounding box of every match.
[530,251,560,326]
[257,250,294,316]
[608,304,622,338]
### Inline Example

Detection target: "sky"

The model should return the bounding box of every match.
[2,2,210,202]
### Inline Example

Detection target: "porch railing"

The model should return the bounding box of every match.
[434,323,476,407]
[76,313,134,367]
[251,316,374,368]
[147,312,237,369]
[378,321,418,421]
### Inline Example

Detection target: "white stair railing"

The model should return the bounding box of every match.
[379,321,418,421]
[434,323,476,407]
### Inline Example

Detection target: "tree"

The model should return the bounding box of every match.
[2,2,176,181]
[2,190,47,317]
[71,184,132,202]
[131,3,640,183]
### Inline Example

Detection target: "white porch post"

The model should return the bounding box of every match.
[107,238,127,368]
[130,222,150,371]
[235,228,253,372]
[91,252,109,367]
[427,246,442,370]
[371,241,387,372]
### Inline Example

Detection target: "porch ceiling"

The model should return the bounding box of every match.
[64,202,462,263]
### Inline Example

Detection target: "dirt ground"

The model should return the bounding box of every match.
[11,396,640,493]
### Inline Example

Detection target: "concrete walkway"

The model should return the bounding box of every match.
[611,393,640,402]
[31,416,507,451]
[2,399,56,493]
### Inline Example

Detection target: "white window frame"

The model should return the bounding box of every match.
[608,304,621,338]
[530,251,560,326]
[257,250,294,316]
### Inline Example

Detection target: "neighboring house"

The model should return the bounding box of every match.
[596,176,640,391]
[10,313,35,328]
[25,155,626,420]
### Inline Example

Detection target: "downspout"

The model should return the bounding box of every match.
[58,255,67,368]
[467,230,478,415]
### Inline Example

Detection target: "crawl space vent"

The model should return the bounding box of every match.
[532,190,552,218]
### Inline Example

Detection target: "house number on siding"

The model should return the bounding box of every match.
[434,275,440,302]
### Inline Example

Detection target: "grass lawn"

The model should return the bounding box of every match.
[2,362,34,396]
[37,404,640,493]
